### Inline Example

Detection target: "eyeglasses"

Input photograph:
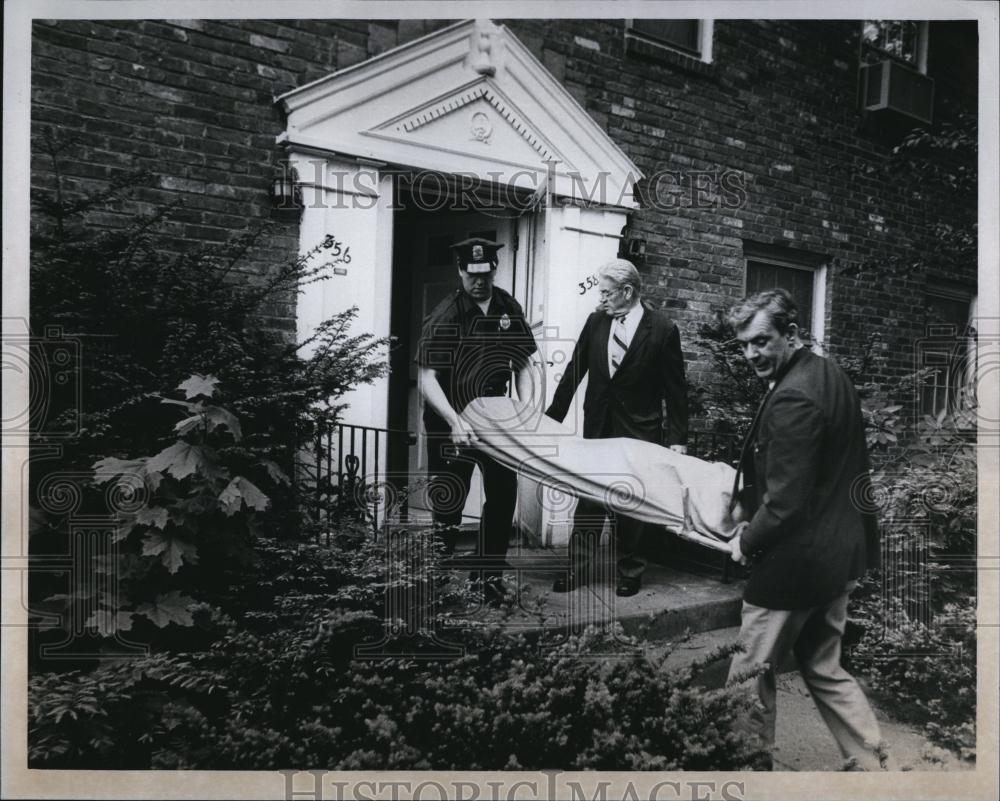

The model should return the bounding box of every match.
[597,287,623,300]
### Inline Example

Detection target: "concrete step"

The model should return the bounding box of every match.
[439,542,745,641]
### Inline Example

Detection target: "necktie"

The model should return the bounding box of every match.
[609,315,628,376]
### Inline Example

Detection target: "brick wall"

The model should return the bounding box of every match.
[31,18,977,409]
[498,19,978,405]
[30,18,455,334]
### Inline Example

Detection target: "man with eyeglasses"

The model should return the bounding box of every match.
[545,258,688,596]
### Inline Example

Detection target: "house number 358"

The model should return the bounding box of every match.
[577,273,599,294]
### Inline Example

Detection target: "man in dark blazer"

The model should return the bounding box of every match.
[545,258,688,596]
[725,288,885,770]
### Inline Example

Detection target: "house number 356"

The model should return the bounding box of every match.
[323,234,352,264]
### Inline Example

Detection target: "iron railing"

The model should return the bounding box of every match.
[686,428,741,465]
[310,421,742,542]
[312,422,412,540]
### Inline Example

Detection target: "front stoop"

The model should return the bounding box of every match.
[441,542,744,641]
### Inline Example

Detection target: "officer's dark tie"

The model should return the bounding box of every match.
[609,313,628,377]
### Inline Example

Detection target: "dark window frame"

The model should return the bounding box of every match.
[624,18,714,64]
[741,243,828,350]
[921,283,977,423]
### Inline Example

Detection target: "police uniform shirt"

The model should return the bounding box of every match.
[416,286,537,433]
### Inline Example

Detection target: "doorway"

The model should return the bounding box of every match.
[388,196,518,522]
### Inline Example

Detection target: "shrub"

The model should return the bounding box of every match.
[35,376,291,651]
[29,528,768,770]
[849,593,976,759]
[869,411,976,609]
[846,410,977,758]
[29,538,766,771]
[28,130,389,657]
[30,626,765,771]
[690,310,764,438]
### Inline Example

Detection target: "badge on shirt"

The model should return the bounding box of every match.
[499,313,511,330]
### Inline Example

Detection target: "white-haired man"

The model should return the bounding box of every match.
[545,258,688,596]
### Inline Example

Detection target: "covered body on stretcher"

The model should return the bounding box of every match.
[459,398,745,553]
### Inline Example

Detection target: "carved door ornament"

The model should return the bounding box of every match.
[470,111,493,143]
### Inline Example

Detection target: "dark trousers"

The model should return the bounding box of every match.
[426,436,517,578]
[568,499,647,581]
[568,419,653,581]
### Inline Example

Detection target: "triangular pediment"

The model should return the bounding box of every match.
[372,83,572,169]
[277,20,641,207]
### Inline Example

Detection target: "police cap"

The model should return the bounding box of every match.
[452,237,503,274]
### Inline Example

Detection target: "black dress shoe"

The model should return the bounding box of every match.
[616,576,641,597]
[552,574,586,593]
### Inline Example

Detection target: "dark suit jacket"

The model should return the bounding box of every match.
[736,348,880,609]
[545,304,688,446]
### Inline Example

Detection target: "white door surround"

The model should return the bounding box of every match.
[277,20,643,540]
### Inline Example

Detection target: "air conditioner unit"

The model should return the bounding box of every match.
[860,60,935,125]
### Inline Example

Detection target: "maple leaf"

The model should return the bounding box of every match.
[175,405,242,441]
[177,374,219,400]
[261,459,290,485]
[146,442,220,481]
[203,405,242,439]
[85,609,135,637]
[218,476,270,516]
[144,468,165,491]
[141,531,199,574]
[134,506,169,529]
[174,414,204,437]
[134,592,196,628]
[113,504,169,541]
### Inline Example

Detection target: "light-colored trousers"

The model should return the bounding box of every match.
[727,582,885,767]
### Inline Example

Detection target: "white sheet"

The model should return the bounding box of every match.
[460,397,743,552]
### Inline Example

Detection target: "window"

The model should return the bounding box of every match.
[921,286,977,423]
[862,20,929,73]
[743,243,827,350]
[625,19,714,64]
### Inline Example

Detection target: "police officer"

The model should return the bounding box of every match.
[416,238,538,604]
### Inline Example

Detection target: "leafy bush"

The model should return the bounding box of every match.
[691,311,892,443]
[28,130,388,656]
[849,593,975,759]
[40,376,287,647]
[846,410,977,758]
[690,310,765,438]
[30,127,388,496]
[29,538,766,771]
[869,411,976,608]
